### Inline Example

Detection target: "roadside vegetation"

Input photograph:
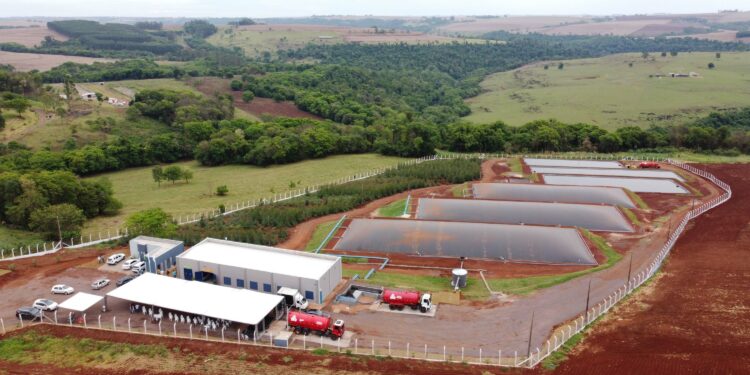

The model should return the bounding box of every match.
[304,220,339,252]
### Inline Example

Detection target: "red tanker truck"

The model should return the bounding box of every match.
[382,289,432,313]
[287,310,345,339]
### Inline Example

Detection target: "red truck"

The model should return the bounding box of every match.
[382,289,432,313]
[639,162,661,169]
[287,310,345,339]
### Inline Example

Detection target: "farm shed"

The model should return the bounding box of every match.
[106,273,284,337]
[129,236,184,274]
[176,238,342,304]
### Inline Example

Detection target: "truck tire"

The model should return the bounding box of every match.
[410,305,418,310]
[420,306,427,313]
[389,304,395,310]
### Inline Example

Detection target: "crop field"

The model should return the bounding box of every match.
[0,23,67,46]
[465,52,750,129]
[82,154,406,233]
[0,50,111,72]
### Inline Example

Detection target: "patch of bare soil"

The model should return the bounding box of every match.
[551,163,750,374]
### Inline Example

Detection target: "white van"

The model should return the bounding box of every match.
[107,253,125,265]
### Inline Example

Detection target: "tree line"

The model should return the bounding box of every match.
[0,170,120,239]
[175,158,481,245]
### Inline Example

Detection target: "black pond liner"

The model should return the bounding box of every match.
[415,198,633,233]
[333,219,597,266]
[472,183,636,208]
[524,158,624,169]
[529,166,685,182]
[542,175,689,194]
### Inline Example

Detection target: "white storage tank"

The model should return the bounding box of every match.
[451,268,468,289]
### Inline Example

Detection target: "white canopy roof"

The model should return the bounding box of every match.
[180,238,339,280]
[107,273,283,326]
[59,292,104,312]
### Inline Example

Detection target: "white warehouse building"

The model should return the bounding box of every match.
[176,238,342,304]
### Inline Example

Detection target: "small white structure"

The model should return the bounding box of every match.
[176,238,342,304]
[129,236,184,274]
[59,292,104,312]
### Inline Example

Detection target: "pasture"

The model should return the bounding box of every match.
[82,154,406,233]
[465,52,750,129]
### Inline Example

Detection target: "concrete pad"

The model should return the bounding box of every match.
[369,301,437,317]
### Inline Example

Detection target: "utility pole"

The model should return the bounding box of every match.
[56,215,63,243]
[526,310,535,357]
[585,278,592,323]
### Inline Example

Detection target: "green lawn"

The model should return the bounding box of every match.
[304,220,340,252]
[376,199,407,217]
[466,52,750,130]
[0,226,43,252]
[83,154,406,233]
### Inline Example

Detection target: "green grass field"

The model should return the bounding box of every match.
[304,220,339,252]
[466,52,750,129]
[207,26,345,57]
[83,154,406,233]
[376,199,407,217]
[0,226,43,252]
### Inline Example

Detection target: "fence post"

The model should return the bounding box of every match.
[0,318,4,334]
[443,345,446,361]
[461,347,464,362]
[205,326,208,341]
[83,314,87,328]
[424,344,427,359]
[54,310,57,324]
[159,321,162,336]
[189,324,193,339]
[371,339,374,355]
[143,320,147,334]
[237,329,240,344]
[128,318,131,332]
[113,316,116,331]
[480,347,482,363]
[174,322,177,337]
[407,342,410,358]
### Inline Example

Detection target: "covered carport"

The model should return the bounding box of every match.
[57,292,104,325]
[106,273,285,339]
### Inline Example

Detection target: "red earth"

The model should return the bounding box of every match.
[547,163,750,374]
[191,77,322,120]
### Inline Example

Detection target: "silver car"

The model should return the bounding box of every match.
[91,278,110,290]
[33,298,58,311]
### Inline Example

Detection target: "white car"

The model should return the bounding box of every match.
[33,298,58,311]
[51,284,74,295]
[107,253,125,265]
[131,261,146,274]
[91,278,110,290]
[122,259,139,270]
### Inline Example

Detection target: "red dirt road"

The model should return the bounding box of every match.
[552,163,750,374]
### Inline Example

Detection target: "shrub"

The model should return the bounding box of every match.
[216,185,229,196]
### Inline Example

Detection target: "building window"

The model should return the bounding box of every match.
[249,281,258,290]
[184,268,193,280]
[237,279,245,288]
[223,277,231,286]
[305,290,314,300]
[263,283,272,292]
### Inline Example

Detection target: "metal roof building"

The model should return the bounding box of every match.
[107,273,284,337]
[176,238,342,304]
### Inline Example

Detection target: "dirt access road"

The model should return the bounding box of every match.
[553,163,750,374]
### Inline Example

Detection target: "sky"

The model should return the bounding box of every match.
[0,0,747,18]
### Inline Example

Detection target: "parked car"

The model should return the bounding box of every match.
[16,307,42,321]
[122,259,139,270]
[107,253,125,265]
[116,275,136,286]
[51,284,74,295]
[91,278,110,290]
[131,261,146,274]
[32,299,58,311]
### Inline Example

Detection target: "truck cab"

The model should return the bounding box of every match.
[420,293,432,313]
[277,287,309,310]
[331,319,345,339]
